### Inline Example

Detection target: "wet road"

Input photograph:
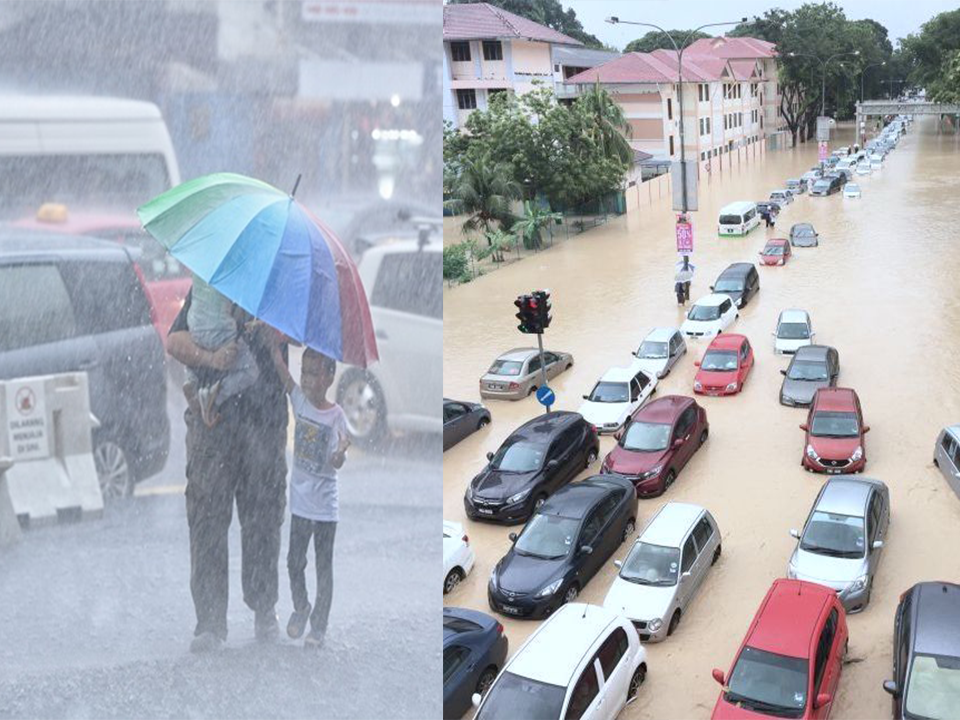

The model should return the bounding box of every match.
[442,119,960,719]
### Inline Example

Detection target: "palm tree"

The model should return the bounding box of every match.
[443,153,521,246]
[512,200,563,251]
[577,81,634,165]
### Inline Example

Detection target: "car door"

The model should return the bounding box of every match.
[526,355,543,392]
[740,339,754,384]
[940,432,960,491]
[595,627,632,719]
[812,608,840,718]
[677,532,699,609]
[718,298,734,329]
[672,406,697,470]
[543,352,562,380]
[577,504,607,581]
[829,349,840,385]
[443,402,468,450]
[564,659,602,720]
[866,491,885,580]
[690,516,717,597]
[747,268,759,301]
[626,377,643,422]
[669,332,686,372]
[892,593,912,718]
[443,644,474,717]
[557,424,584,483]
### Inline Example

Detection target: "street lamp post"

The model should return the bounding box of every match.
[860,61,886,103]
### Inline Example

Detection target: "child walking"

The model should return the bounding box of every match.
[270,339,350,649]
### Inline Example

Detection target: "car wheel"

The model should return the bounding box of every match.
[528,385,537,396]
[586,448,598,467]
[532,494,547,513]
[337,371,387,448]
[667,609,681,636]
[934,457,940,468]
[626,664,647,702]
[663,469,677,493]
[699,428,709,446]
[566,364,573,370]
[712,544,722,565]
[562,584,579,605]
[622,518,636,543]
[475,667,498,698]
[443,568,464,595]
[94,438,132,501]
[478,416,491,430]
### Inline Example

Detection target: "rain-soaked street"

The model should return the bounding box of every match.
[442,118,960,719]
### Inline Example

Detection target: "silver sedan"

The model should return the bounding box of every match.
[479,348,574,400]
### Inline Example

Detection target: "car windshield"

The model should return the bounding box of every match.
[905,654,960,720]
[514,514,580,560]
[621,421,671,452]
[714,279,743,293]
[801,511,865,558]
[619,542,680,586]
[794,226,815,237]
[719,214,743,225]
[787,360,828,381]
[491,441,544,472]
[762,244,785,256]
[725,646,808,718]
[701,350,738,371]
[778,322,810,340]
[813,181,831,190]
[810,411,860,438]
[488,359,523,377]
[637,340,668,359]
[847,184,860,192]
[688,304,721,321]
[588,381,628,404]
[475,671,566,720]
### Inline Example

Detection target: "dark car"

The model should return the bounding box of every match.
[710,262,760,309]
[780,345,840,407]
[464,411,599,524]
[443,607,509,720]
[790,222,820,247]
[810,177,842,196]
[0,229,169,499]
[488,474,637,619]
[756,200,782,217]
[444,398,491,451]
[884,582,960,719]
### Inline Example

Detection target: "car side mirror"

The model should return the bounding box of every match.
[582,394,589,400]
[815,693,832,709]
[790,528,800,539]
[632,351,638,357]
[673,438,683,449]
[486,451,494,462]
[614,430,623,441]
[472,692,483,708]
[882,680,899,697]
[712,669,725,686]
[800,424,809,431]
[508,532,518,542]
[709,285,714,291]
[872,540,884,550]
[863,426,871,433]
[693,360,700,367]
[614,560,623,569]
[547,459,560,469]
[580,545,593,555]
[780,369,787,376]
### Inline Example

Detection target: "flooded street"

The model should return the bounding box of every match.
[442,118,960,719]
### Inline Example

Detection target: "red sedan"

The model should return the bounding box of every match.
[801,388,869,474]
[694,334,754,396]
[759,238,792,266]
[601,395,708,497]
[711,579,848,719]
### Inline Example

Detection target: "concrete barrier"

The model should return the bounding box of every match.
[0,457,19,547]
[0,373,102,529]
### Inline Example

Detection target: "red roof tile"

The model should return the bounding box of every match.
[684,36,777,59]
[443,3,582,46]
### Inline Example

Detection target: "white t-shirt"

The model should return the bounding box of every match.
[289,385,348,522]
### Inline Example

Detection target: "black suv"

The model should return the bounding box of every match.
[710,262,760,309]
[0,229,169,498]
[464,411,599,524]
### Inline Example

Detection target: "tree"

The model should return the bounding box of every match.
[443,153,520,244]
[729,9,790,45]
[623,30,710,54]
[512,200,563,250]
[446,0,606,49]
[901,9,960,89]
[575,81,633,165]
[929,49,960,103]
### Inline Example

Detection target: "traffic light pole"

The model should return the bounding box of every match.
[536,331,550,414]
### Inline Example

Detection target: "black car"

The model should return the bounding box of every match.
[710,262,760,309]
[464,411,599,524]
[810,176,842,196]
[488,474,637,619]
[0,230,169,498]
[444,398,491,451]
[443,607,509,720]
[790,223,820,247]
[755,200,782,217]
[884,582,960,718]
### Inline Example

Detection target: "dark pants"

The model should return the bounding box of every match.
[287,514,337,635]
[185,406,287,640]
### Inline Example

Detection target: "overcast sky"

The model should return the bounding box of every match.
[564,0,956,50]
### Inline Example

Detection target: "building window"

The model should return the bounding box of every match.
[451,41,471,63]
[554,64,560,72]
[669,135,675,155]
[706,117,711,134]
[667,98,673,120]
[482,41,503,61]
[701,151,706,160]
[456,89,477,110]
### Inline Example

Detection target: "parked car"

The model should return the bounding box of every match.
[856,163,872,176]
[601,395,709,497]
[472,603,647,720]
[479,348,574,400]
[693,334,754,396]
[790,223,820,247]
[829,169,851,185]
[801,169,822,183]
[870,158,883,171]
[443,607,509,720]
[780,345,840,407]
[773,309,814,355]
[603,502,720,642]
[786,178,807,195]
[488,475,637,619]
[578,366,657,434]
[759,238,792,266]
[681,294,738,339]
[630,327,686,379]
[335,237,440,446]
[933,425,960,501]
[801,388,870,474]
[0,229,169,499]
[710,262,760,309]
[787,476,890,613]
[770,189,794,206]
[711,579,848,719]
[843,183,862,199]
[443,520,475,594]
[810,177,842,196]
[756,200,783,217]
[883,582,960,719]
[464,412,599,524]
[443,398,490,451]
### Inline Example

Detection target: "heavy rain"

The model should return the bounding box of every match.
[0,1,440,718]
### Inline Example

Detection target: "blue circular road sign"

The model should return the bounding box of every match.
[536,386,555,407]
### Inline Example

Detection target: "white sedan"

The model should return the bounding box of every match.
[680,294,739,339]
[773,309,815,355]
[843,183,862,199]
[443,520,475,594]
[578,366,657,434]
[856,163,872,176]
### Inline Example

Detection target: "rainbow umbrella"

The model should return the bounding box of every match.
[136,172,378,367]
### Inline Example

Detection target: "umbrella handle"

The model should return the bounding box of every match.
[291,174,302,198]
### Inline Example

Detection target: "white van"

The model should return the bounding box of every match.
[717,202,760,236]
[0,95,180,219]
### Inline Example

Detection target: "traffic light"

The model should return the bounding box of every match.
[533,289,551,330]
[514,294,540,334]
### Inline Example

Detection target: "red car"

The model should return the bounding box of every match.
[14,207,192,348]
[694,334,754,396]
[711,579,848,719]
[801,388,869,474]
[759,238,792,266]
[601,395,708,497]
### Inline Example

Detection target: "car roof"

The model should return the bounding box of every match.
[540,476,617,519]
[443,607,497,645]
[812,387,858,412]
[791,223,815,231]
[720,201,755,214]
[816,477,878,516]
[771,189,788,194]
[746,579,832,658]
[512,411,582,441]
[778,309,809,323]
[0,95,163,121]
[506,603,620,686]
[639,502,705,547]
[718,262,753,278]
[766,238,789,246]
[499,348,538,361]
[694,293,730,307]
[599,366,643,383]
[13,212,140,235]
[794,345,832,362]
[634,395,693,423]
[645,327,678,342]
[0,226,131,262]
[912,583,960,657]
[707,333,746,351]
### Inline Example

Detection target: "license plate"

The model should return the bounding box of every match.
[827,468,841,474]
[501,605,520,615]
[489,384,502,390]
[707,391,720,396]
[478,508,493,515]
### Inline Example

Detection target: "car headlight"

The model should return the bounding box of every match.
[726,382,738,391]
[507,489,532,505]
[648,618,663,632]
[694,381,702,391]
[851,446,863,462]
[639,465,662,480]
[537,578,563,598]
[806,444,819,460]
[850,574,868,592]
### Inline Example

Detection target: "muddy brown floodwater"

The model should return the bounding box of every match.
[443,119,960,720]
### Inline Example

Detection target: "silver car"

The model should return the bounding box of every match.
[934,425,960,501]
[787,476,890,613]
[779,345,840,407]
[630,327,686,379]
[479,347,574,400]
[603,502,720,642]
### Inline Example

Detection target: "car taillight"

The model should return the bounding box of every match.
[462,534,469,544]
[508,382,519,390]
[496,623,503,635]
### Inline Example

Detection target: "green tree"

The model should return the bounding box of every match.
[901,9,960,89]
[624,30,710,54]
[575,81,633,165]
[729,9,790,45]
[512,200,563,250]
[929,49,960,103]
[443,153,521,243]
[480,229,516,264]
[446,0,606,49]
[442,243,469,285]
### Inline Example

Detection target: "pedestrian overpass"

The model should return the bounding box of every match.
[855,100,960,139]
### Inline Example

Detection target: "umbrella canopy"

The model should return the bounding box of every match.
[137,173,378,367]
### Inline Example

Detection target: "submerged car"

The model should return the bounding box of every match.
[780,345,840,406]
[801,388,870,474]
[810,177,841,196]
[770,189,793,206]
[934,425,960,501]
[790,223,820,247]
[631,327,686,379]
[710,262,760,309]
[787,476,889,613]
[443,607,509,720]
[693,333,754,396]
[479,348,574,400]
[759,238,792,266]
[578,366,657,434]
[773,309,814,355]
[443,398,491,451]
[856,163,872,176]
[786,178,806,195]
[443,520,475,594]
[843,183,862,199]
[680,293,738,339]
